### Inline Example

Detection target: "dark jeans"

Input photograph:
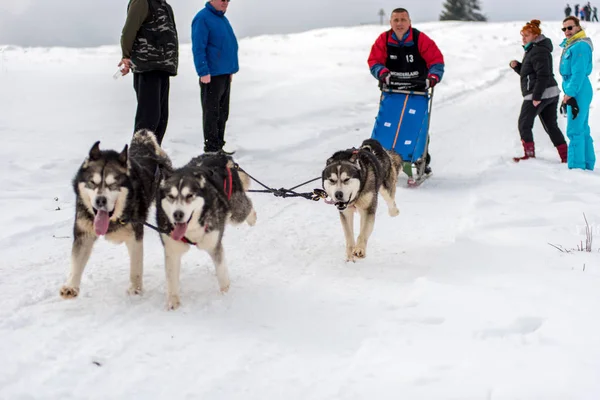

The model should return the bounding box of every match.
[518,97,566,146]
[200,74,231,152]
[133,71,170,145]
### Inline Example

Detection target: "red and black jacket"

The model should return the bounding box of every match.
[368,27,444,83]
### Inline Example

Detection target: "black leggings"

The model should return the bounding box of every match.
[518,98,566,146]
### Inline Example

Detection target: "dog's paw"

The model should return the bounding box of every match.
[352,247,367,259]
[127,284,143,296]
[167,294,181,310]
[60,286,79,299]
[246,209,257,226]
[220,282,230,293]
[388,206,400,217]
[345,248,356,262]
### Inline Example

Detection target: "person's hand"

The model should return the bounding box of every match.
[118,58,132,76]
[200,74,211,84]
[509,60,518,69]
[563,94,572,103]
[426,74,439,89]
[567,97,580,119]
[533,100,541,107]
[379,70,391,85]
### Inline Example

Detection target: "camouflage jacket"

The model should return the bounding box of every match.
[121,0,179,76]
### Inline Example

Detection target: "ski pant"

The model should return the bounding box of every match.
[566,80,595,170]
[200,74,231,152]
[133,71,170,145]
[518,97,566,147]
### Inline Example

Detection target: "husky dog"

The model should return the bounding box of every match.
[60,130,171,299]
[322,138,402,261]
[156,152,257,310]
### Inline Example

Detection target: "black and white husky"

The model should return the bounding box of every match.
[322,138,402,261]
[60,130,171,299]
[156,152,256,310]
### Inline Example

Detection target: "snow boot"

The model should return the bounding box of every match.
[556,143,568,163]
[513,141,535,162]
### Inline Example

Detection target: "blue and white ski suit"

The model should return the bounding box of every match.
[560,33,596,170]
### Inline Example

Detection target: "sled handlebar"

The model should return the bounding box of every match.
[381,78,431,95]
[389,78,427,85]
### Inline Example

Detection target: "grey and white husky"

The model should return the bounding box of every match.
[322,138,402,261]
[60,130,171,299]
[156,152,256,310]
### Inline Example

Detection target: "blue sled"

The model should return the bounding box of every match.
[371,89,433,164]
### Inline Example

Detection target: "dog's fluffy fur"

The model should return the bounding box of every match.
[156,152,256,310]
[322,138,402,261]
[60,130,171,298]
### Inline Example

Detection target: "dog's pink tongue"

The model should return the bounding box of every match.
[171,223,188,241]
[94,210,110,236]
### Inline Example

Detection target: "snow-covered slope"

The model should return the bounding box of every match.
[1,21,600,399]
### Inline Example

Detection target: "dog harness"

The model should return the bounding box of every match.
[224,166,233,201]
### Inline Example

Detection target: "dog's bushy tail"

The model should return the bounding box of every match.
[132,129,173,173]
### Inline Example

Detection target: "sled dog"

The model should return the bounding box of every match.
[322,138,402,261]
[156,152,256,309]
[60,130,171,299]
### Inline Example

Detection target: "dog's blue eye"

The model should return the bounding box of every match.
[343,178,350,184]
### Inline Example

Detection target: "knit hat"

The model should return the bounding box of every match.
[521,19,542,35]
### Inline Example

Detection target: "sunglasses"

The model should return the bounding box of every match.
[562,25,576,32]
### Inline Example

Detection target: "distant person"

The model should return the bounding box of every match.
[367,7,444,174]
[565,3,572,17]
[560,16,595,170]
[593,6,598,21]
[191,0,239,153]
[119,0,179,145]
[585,2,592,20]
[575,3,580,17]
[509,20,567,162]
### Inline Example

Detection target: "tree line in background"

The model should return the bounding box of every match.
[377,0,487,25]
[439,0,487,21]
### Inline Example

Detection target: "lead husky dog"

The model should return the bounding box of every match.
[156,152,256,310]
[322,138,402,261]
[60,130,171,299]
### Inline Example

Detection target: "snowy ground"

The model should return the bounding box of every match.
[2,21,600,399]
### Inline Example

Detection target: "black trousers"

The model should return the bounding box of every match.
[200,74,231,152]
[133,71,170,145]
[518,98,566,146]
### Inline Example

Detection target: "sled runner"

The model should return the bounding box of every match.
[371,78,434,187]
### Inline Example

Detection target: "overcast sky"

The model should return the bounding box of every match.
[0,0,578,47]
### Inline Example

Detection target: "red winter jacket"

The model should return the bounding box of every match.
[368,28,445,81]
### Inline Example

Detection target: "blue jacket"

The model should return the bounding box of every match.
[559,34,593,98]
[559,33,595,171]
[191,2,239,77]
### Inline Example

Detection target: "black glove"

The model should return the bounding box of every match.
[426,74,439,89]
[379,70,391,85]
[560,98,579,119]
[567,97,580,119]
